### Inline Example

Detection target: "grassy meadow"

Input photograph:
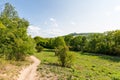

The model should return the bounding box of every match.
[34,49,120,80]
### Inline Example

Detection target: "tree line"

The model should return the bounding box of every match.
[34,30,120,67]
[34,30,120,56]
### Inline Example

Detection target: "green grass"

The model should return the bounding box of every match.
[34,49,120,80]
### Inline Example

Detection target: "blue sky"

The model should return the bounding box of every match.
[1,0,120,37]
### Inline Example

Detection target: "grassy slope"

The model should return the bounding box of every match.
[34,49,120,80]
[0,56,32,80]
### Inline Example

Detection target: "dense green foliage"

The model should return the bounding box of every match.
[53,37,66,48]
[35,45,44,52]
[34,36,46,52]
[36,30,120,56]
[55,46,75,67]
[53,37,75,67]
[0,3,35,60]
[67,31,120,56]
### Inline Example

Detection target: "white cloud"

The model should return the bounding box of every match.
[105,11,112,16]
[114,6,120,12]
[27,25,42,37]
[71,21,76,26]
[105,5,120,17]
[49,17,58,27]
[44,21,48,25]
[53,23,58,27]
[28,25,49,37]
[28,25,63,38]
[50,18,56,22]
[27,17,65,38]
[28,25,41,31]
[44,28,63,37]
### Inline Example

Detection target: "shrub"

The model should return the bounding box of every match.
[36,45,44,52]
[54,46,63,56]
[57,46,75,67]
[54,47,59,56]
[65,52,75,67]
[113,45,120,56]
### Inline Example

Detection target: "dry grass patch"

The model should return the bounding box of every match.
[0,56,32,80]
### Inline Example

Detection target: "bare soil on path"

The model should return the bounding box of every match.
[17,56,40,80]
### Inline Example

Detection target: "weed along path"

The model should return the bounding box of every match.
[17,56,40,80]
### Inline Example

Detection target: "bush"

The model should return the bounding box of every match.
[65,52,75,67]
[54,47,59,56]
[113,45,120,56]
[54,46,63,56]
[57,46,75,67]
[36,46,43,52]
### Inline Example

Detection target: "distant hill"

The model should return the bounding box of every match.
[68,32,102,36]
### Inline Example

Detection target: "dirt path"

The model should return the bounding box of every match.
[17,56,40,80]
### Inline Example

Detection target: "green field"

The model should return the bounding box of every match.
[34,49,120,80]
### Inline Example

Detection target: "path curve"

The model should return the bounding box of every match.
[17,56,40,80]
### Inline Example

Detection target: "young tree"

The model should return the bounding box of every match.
[54,37,66,48]
[57,46,75,67]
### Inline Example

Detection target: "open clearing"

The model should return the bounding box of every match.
[34,49,120,80]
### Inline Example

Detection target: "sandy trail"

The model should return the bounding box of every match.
[17,56,40,80]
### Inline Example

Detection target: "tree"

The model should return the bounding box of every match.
[70,36,83,51]
[113,30,120,46]
[0,21,6,28]
[0,3,36,60]
[34,36,48,48]
[47,38,55,49]
[1,3,18,18]
[54,37,66,48]
[57,46,75,67]
[64,35,73,47]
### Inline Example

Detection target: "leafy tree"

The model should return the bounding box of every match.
[34,36,49,52]
[0,3,36,60]
[1,3,18,18]
[57,46,75,67]
[34,36,48,48]
[81,36,87,52]
[113,30,120,46]
[70,36,83,51]
[35,45,43,52]
[53,37,66,56]
[53,37,75,67]
[47,38,55,49]
[64,35,73,47]
[54,37,66,48]
[0,21,6,28]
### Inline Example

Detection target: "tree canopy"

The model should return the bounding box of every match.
[0,3,35,60]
